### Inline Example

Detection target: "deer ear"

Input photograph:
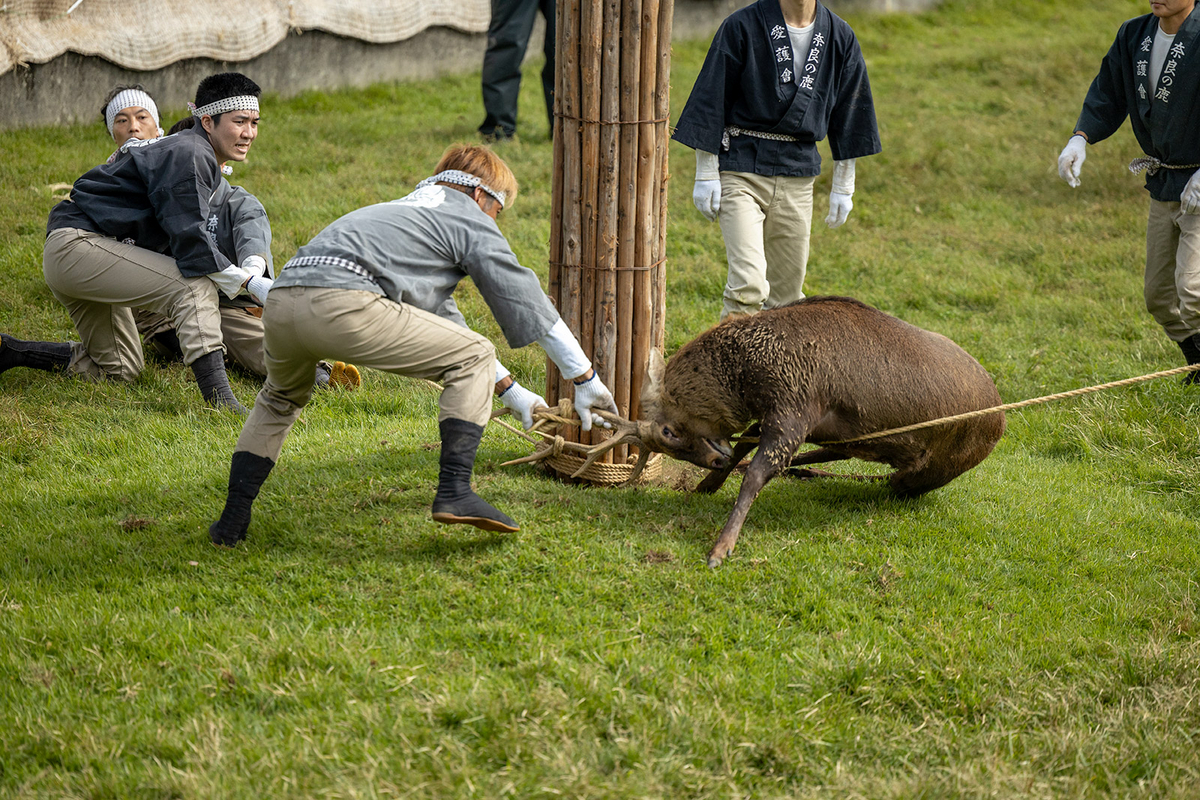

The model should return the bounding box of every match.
[642,349,666,409]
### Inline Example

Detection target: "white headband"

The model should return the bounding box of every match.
[189,95,260,118]
[105,89,162,138]
[417,169,507,209]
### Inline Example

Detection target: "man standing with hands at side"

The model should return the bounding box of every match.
[1058,0,1200,381]
[673,0,881,322]
[478,0,555,141]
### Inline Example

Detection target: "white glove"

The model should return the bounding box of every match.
[1182,170,1200,215]
[573,373,618,432]
[826,159,855,228]
[246,275,273,305]
[693,149,722,222]
[693,179,722,222]
[1058,135,1087,188]
[825,192,853,228]
[498,380,547,430]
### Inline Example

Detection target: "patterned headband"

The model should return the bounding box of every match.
[416,169,507,209]
[105,89,161,137]
[189,95,260,118]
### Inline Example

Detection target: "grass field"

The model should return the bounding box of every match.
[3,0,1200,796]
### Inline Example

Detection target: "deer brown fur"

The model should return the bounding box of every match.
[639,296,1005,567]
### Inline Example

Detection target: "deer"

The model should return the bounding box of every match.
[580,296,1005,567]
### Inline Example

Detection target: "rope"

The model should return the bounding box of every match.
[549,257,667,273]
[412,378,659,485]
[813,363,1200,446]
[553,111,671,126]
[1128,156,1200,176]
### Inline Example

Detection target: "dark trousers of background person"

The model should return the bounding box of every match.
[479,0,555,139]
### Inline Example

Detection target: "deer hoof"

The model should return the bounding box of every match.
[706,544,730,568]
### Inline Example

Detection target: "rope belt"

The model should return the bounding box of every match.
[283,255,379,285]
[721,126,799,151]
[1128,157,1200,176]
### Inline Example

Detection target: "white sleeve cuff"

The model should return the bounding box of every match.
[537,318,592,380]
[494,360,511,385]
[241,255,267,280]
[831,159,856,196]
[208,265,251,299]
[695,149,720,181]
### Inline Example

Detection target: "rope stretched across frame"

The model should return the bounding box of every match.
[811,363,1200,446]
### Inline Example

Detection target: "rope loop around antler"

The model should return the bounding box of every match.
[493,400,661,486]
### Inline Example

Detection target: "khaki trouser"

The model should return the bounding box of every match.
[42,227,224,380]
[136,306,267,377]
[1145,199,1200,342]
[136,304,267,381]
[235,286,495,462]
[717,171,816,320]
[219,306,267,377]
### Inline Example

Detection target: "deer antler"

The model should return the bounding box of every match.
[566,411,656,481]
[497,400,657,485]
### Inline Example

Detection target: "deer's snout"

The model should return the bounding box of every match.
[704,438,733,470]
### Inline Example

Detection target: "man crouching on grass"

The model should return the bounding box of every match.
[0,74,263,410]
[208,143,619,546]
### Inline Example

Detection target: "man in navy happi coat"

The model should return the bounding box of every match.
[1058,0,1200,381]
[673,0,881,320]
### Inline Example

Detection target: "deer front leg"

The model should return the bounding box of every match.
[706,425,805,568]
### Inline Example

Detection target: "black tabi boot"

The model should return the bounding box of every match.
[209,451,275,547]
[0,334,71,376]
[431,418,519,533]
[1179,333,1200,386]
[190,350,248,413]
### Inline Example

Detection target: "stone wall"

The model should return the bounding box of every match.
[0,0,938,131]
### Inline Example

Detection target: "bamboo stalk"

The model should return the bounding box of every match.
[590,0,621,463]
[559,0,583,441]
[546,0,568,407]
[577,0,603,446]
[653,0,674,356]
[614,0,642,463]
[630,0,659,423]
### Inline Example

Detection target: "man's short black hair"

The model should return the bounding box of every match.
[99,83,149,122]
[194,73,261,110]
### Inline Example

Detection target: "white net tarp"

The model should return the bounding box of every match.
[0,0,492,76]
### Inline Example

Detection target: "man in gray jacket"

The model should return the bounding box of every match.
[209,144,618,546]
[1,73,264,410]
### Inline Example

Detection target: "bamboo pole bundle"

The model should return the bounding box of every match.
[545,0,673,480]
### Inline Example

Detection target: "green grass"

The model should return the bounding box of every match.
[4,0,1200,796]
